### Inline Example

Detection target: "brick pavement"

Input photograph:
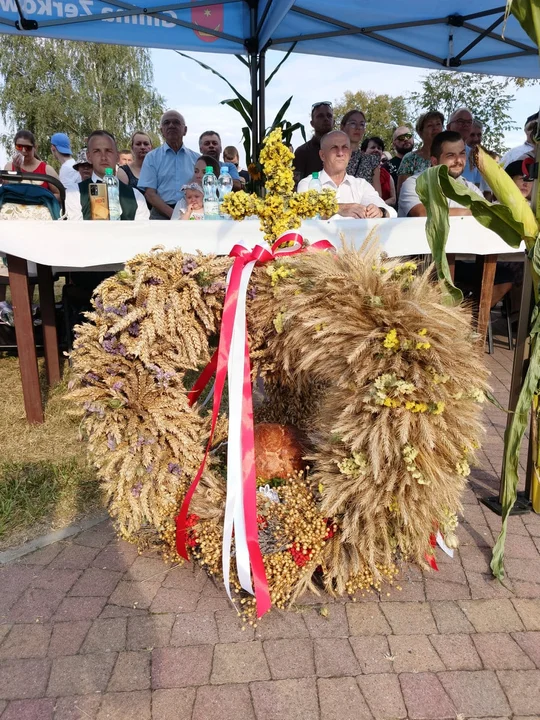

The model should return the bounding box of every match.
[1,336,540,719]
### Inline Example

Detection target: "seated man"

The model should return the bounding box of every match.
[138,110,199,219]
[199,131,242,190]
[398,130,484,218]
[65,130,148,220]
[398,130,512,307]
[297,130,396,218]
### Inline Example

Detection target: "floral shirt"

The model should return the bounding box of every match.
[346,150,379,183]
[397,152,431,177]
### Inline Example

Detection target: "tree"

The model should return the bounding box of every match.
[0,38,165,162]
[408,70,518,153]
[332,90,412,149]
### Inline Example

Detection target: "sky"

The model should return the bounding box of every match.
[1,48,539,166]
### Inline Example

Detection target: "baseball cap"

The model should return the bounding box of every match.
[51,132,72,154]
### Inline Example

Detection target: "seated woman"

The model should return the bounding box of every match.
[3,130,61,201]
[361,136,396,207]
[119,131,152,191]
[340,109,382,195]
[397,111,444,195]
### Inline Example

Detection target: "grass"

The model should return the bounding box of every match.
[0,352,104,548]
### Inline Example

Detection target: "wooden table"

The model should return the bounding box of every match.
[1,218,524,424]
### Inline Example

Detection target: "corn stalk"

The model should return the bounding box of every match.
[417,143,540,580]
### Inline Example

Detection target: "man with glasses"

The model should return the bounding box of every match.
[389,126,414,183]
[138,110,199,219]
[293,101,334,186]
[447,107,481,185]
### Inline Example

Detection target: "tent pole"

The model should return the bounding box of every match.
[258,50,266,143]
[248,0,259,168]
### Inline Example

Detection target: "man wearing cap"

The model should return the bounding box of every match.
[72,149,92,182]
[51,132,81,190]
[293,102,334,186]
[500,113,538,168]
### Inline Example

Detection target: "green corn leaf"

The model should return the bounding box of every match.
[415,167,463,305]
[491,331,540,579]
[507,0,540,47]
[241,126,252,167]
[270,96,294,132]
[220,97,252,128]
[176,51,252,118]
[265,43,297,86]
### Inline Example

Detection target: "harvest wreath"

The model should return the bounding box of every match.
[68,130,489,620]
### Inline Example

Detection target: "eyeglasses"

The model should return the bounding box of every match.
[345,120,366,129]
[312,101,333,110]
[15,143,33,151]
[395,133,413,141]
[453,119,473,126]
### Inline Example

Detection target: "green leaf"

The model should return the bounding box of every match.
[176,51,252,119]
[265,43,297,87]
[270,96,294,132]
[491,331,540,579]
[241,126,252,167]
[415,168,463,305]
[508,0,540,48]
[220,98,252,128]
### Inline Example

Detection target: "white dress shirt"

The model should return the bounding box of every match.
[500,142,535,168]
[59,158,81,190]
[65,172,149,221]
[398,172,484,218]
[297,169,396,218]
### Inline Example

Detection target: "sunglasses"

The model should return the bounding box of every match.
[395,133,413,141]
[312,101,333,110]
[15,143,33,151]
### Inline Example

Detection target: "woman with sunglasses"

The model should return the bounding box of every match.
[3,130,61,200]
[396,111,444,195]
[340,110,382,196]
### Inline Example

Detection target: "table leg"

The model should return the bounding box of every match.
[447,254,455,281]
[6,254,44,424]
[477,254,497,345]
[37,264,61,386]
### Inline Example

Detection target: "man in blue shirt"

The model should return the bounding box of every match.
[199,131,242,190]
[139,110,200,219]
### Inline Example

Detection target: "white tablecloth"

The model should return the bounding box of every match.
[0,217,525,270]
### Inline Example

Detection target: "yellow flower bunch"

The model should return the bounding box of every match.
[337,451,368,477]
[456,458,471,477]
[266,263,296,287]
[402,444,429,485]
[220,128,338,242]
[383,328,400,350]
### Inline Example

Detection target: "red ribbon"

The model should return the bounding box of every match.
[176,233,334,618]
[425,532,439,571]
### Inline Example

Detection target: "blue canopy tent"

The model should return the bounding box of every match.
[0,0,539,150]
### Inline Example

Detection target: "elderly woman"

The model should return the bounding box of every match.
[396,111,444,194]
[340,109,382,195]
[3,130,61,199]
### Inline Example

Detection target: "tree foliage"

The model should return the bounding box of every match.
[408,70,518,153]
[332,90,412,149]
[0,37,165,162]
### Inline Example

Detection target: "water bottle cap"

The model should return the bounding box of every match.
[205,166,214,174]
[104,167,113,176]
[312,171,319,179]
[221,165,230,174]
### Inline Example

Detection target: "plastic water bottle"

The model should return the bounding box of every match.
[203,166,220,220]
[308,171,322,192]
[218,165,233,219]
[308,171,322,219]
[104,168,121,221]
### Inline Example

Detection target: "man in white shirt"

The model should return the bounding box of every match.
[500,113,538,168]
[65,131,148,221]
[398,131,484,218]
[297,130,396,218]
[51,133,81,190]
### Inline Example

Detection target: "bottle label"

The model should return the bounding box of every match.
[204,200,220,219]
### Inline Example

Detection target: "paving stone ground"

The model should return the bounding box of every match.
[1,334,540,719]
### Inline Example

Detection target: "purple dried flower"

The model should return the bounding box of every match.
[182,259,198,274]
[168,463,182,476]
[247,286,257,300]
[145,277,163,286]
[128,321,140,337]
[144,463,154,474]
[93,296,104,311]
[104,304,128,316]
[83,372,100,385]
[131,482,143,497]
[102,335,127,356]
[107,434,117,451]
[136,436,145,448]
[83,401,105,418]
[203,281,226,295]
[112,381,123,391]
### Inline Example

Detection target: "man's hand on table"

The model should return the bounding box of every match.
[338,203,385,219]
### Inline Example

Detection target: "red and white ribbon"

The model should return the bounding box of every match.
[176,232,334,618]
